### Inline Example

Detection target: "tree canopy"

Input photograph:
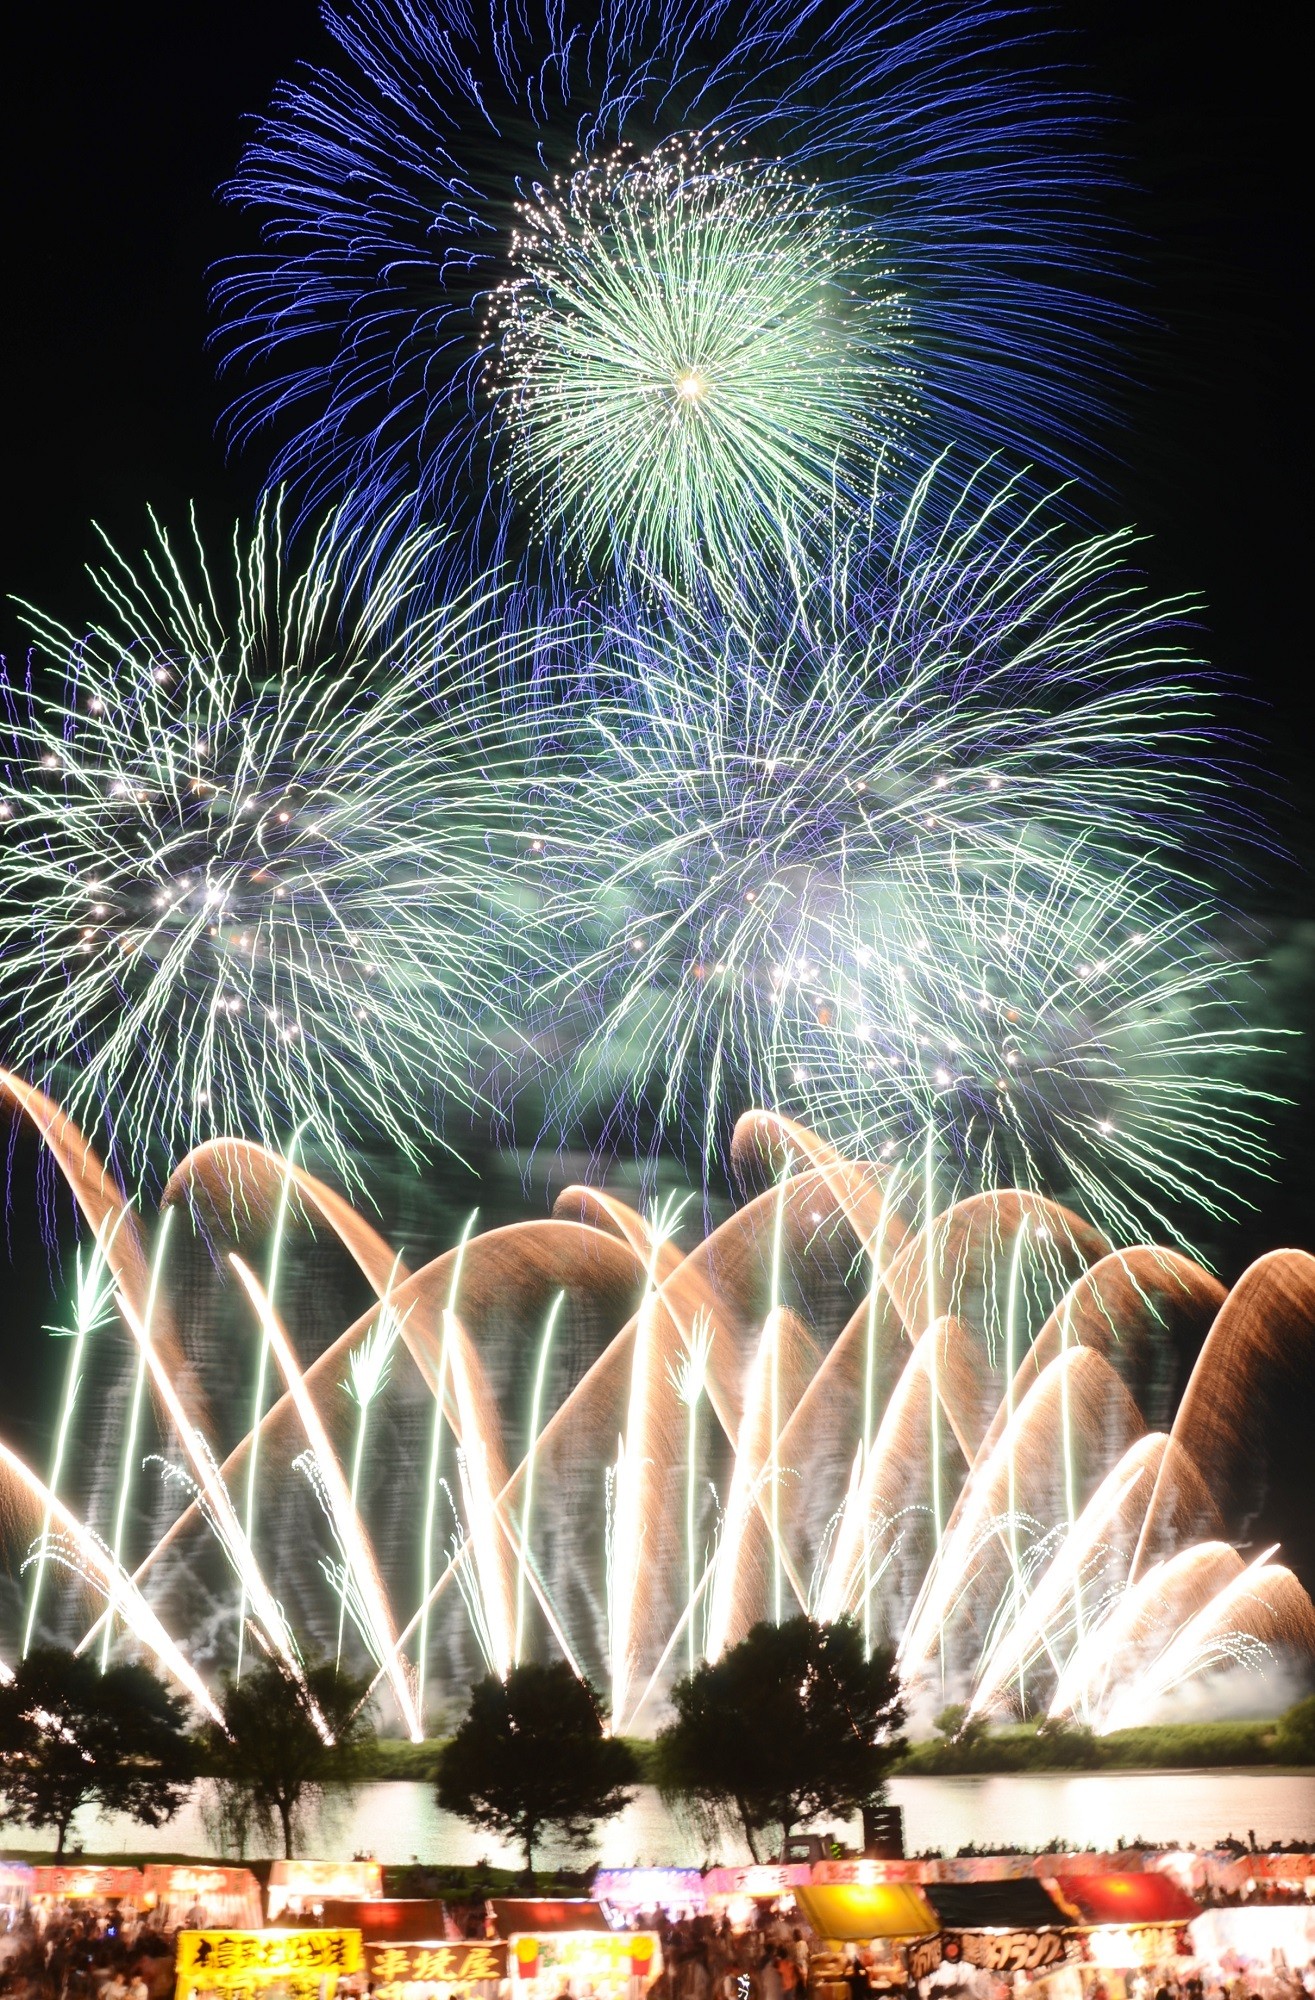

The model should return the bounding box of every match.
[436,1661,638,1876]
[0,1646,193,1855]
[653,1616,905,1857]
[1272,1693,1315,1764]
[199,1656,372,1858]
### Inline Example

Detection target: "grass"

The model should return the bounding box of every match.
[893,1717,1297,1775]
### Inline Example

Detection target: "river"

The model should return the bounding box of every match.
[5,1774,1314,1865]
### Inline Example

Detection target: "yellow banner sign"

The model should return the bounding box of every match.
[365,1944,507,1989]
[177,1930,363,1992]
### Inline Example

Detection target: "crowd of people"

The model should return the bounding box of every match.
[2,1879,1315,2000]
[0,1907,174,2000]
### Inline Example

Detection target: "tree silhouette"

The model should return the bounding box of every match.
[437,1662,637,1877]
[0,1647,193,1855]
[200,1657,372,1858]
[654,1617,905,1857]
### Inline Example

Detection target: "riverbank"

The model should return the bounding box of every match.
[351,1717,1313,1784]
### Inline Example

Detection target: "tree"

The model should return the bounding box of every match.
[653,1616,905,1858]
[0,1647,193,1855]
[200,1656,373,1858]
[436,1661,638,1878]
[1271,1693,1315,1765]
[934,1703,987,1748]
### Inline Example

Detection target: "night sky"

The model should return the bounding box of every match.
[1,4,1310,1579]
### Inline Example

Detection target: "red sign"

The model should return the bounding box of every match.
[365,1944,507,1989]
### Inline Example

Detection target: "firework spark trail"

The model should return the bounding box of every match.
[102,1211,174,1669]
[667,1311,714,1674]
[1047,1542,1241,1725]
[968,1443,1163,1719]
[229,1255,421,1738]
[3,1098,1314,1728]
[0,1437,221,1723]
[23,1219,124,1657]
[768,1167,791,1626]
[1094,1549,1304,1733]
[337,1265,407,1666]
[703,1304,810,1667]
[858,1176,902,1655]
[0,499,545,1185]
[215,0,1135,581]
[237,1124,306,1680]
[418,1212,477,1718]
[96,1272,317,1717]
[514,1291,566,1667]
[444,1316,516,1682]
[527,467,1273,1235]
[609,1192,692,1725]
[1002,1218,1029,1701]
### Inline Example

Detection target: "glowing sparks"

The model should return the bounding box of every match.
[0,1101,1309,1732]
[528,465,1274,1244]
[515,1291,566,1665]
[490,135,911,572]
[215,0,1133,581]
[0,498,537,1184]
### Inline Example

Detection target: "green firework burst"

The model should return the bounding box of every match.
[489,134,913,573]
[0,500,537,1183]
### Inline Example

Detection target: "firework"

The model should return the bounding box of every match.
[667,1311,714,1674]
[489,135,912,573]
[22,1219,123,1655]
[526,466,1271,1243]
[514,1290,566,1666]
[0,499,541,1185]
[214,0,1129,579]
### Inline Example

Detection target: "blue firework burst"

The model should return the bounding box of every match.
[214,0,1133,581]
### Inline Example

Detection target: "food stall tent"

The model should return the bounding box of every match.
[310,1902,502,2000]
[593,1871,706,1925]
[488,1899,661,2000]
[30,1867,145,1918]
[795,1882,939,1999]
[174,1928,361,2000]
[142,1868,263,1932]
[267,1864,383,1922]
[0,1864,32,1923]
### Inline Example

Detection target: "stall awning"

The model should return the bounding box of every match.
[32,1866,144,1901]
[923,1881,1069,1930]
[795,1884,938,1942]
[1051,1876,1198,1926]
[318,1902,453,1943]
[490,1900,611,1937]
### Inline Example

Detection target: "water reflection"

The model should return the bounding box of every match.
[8,1776,1313,1864]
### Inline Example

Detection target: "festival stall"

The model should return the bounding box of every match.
[267,1865,383,1921]
[1188,1905,1315,1980]
[307,1901,502,2000]
[908,1880,1078,1991]
[30,1866,145,1915]
[808,1862,926,1889]
[315,1903,457,1943]
[1046,1873,1197,1990]
[704,1865,813,1927]
[0,1863,32,1922]
[360,1939,507,2000]
[174,1929,362,2000]
[489,1901,661,2000]
[1214,1853,1315,1901]
[593,1871,706,1925]
[795,1883,938,1998]
[142,1868,263,1932]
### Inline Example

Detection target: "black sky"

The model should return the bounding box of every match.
[0,1,1311,1573]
